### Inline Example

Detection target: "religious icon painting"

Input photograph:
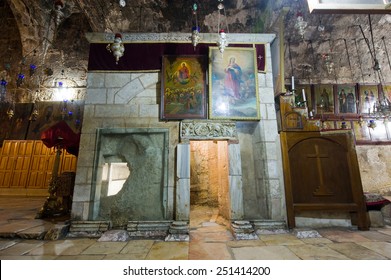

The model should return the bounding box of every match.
[358,84,379,115]
[336,84,358,115]
[160,55,207,120]
[208,47,260,120]
[381,84,391,103]
[314,84,334,115]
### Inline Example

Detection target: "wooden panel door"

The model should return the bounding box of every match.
[10,141,34,188]
[0,141,15,188]
[60,151,77,173]
[0,140,78,194]
[26,142,54,189]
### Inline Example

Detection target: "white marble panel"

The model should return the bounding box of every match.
[72,184,92,202]
[130,73,143,80]
[228,143,242,175]
[82,104,95,118]
[229,175,244,220]
[257,73,266,87]
[107,88,120,104]
[74,167,89,185]
[267,160,279,178]
[260,120,279,142]
[139,73,159,88]
[85,88,107,104]
[81,118,103,134]
[87,73,105,88]
[265,72,274,88]
[259,89,275,105]
[259,103,267,121]
[115,78,144,104]
[140,88,159,98]
[105,73,131,88]
[265,142,278,160]
[139,104,159,117]
[177,143,190,178]
[176,178,190,221]
[70,202,85,220]
[269,179,282,198]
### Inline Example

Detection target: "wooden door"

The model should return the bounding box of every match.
[0,140,77,195]
[26,141,54,189]
[2,141,33,189]
[0,142,15,188]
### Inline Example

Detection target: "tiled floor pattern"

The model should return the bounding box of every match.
[0,197,391,260]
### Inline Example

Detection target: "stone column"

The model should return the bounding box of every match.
[166,143,190,241]
[228,143,258,240]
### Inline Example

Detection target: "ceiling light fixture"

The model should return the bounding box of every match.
[119,0,126,8]
[107,33,125,64]
[295,12,308,39]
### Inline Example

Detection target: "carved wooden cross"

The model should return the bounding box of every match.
[306,144,334,196]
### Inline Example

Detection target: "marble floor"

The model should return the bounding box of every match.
[0,197,391,260]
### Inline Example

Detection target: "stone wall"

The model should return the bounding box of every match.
[71,36,286,234]
[71,72,179,222]
[357,146,391,195]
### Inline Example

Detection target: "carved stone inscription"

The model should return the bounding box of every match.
[180,121,238,141]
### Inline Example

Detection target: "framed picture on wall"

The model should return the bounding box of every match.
[381,84,391,102]
[336,84,358,115]
[160,55,207,120]
[314,84,334,115]
[358,84,379,115]
[208,47,260,120]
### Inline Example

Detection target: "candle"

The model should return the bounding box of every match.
[291,76,295,90]
[302,89,306,102]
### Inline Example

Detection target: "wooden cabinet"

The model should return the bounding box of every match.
[278,95,369,230]
[0,140,77,196]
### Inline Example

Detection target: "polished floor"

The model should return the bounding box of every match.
[0,196,391,260]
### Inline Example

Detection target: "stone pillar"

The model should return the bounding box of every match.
[228,143,258,240]
[166,143,190,241]
[228,143,244,220]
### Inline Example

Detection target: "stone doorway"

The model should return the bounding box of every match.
[189,140,231,230]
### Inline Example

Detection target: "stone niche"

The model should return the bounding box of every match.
[91,128,169,228]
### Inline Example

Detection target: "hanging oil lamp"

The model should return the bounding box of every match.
[107,33,125,64]
[7,103,15,120]
[54,0,65,26]
[217,29,228,54]
[191,26,201,50]
[30,107,39,121]
[190,3,200,50]
[295,12,308,39]
[368,119,376,130]
[16,73,25,87]
[216,1,229,55]
[29,64,37,77]
[0,79,7,99]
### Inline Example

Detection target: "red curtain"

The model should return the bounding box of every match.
[41,121,80,156]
